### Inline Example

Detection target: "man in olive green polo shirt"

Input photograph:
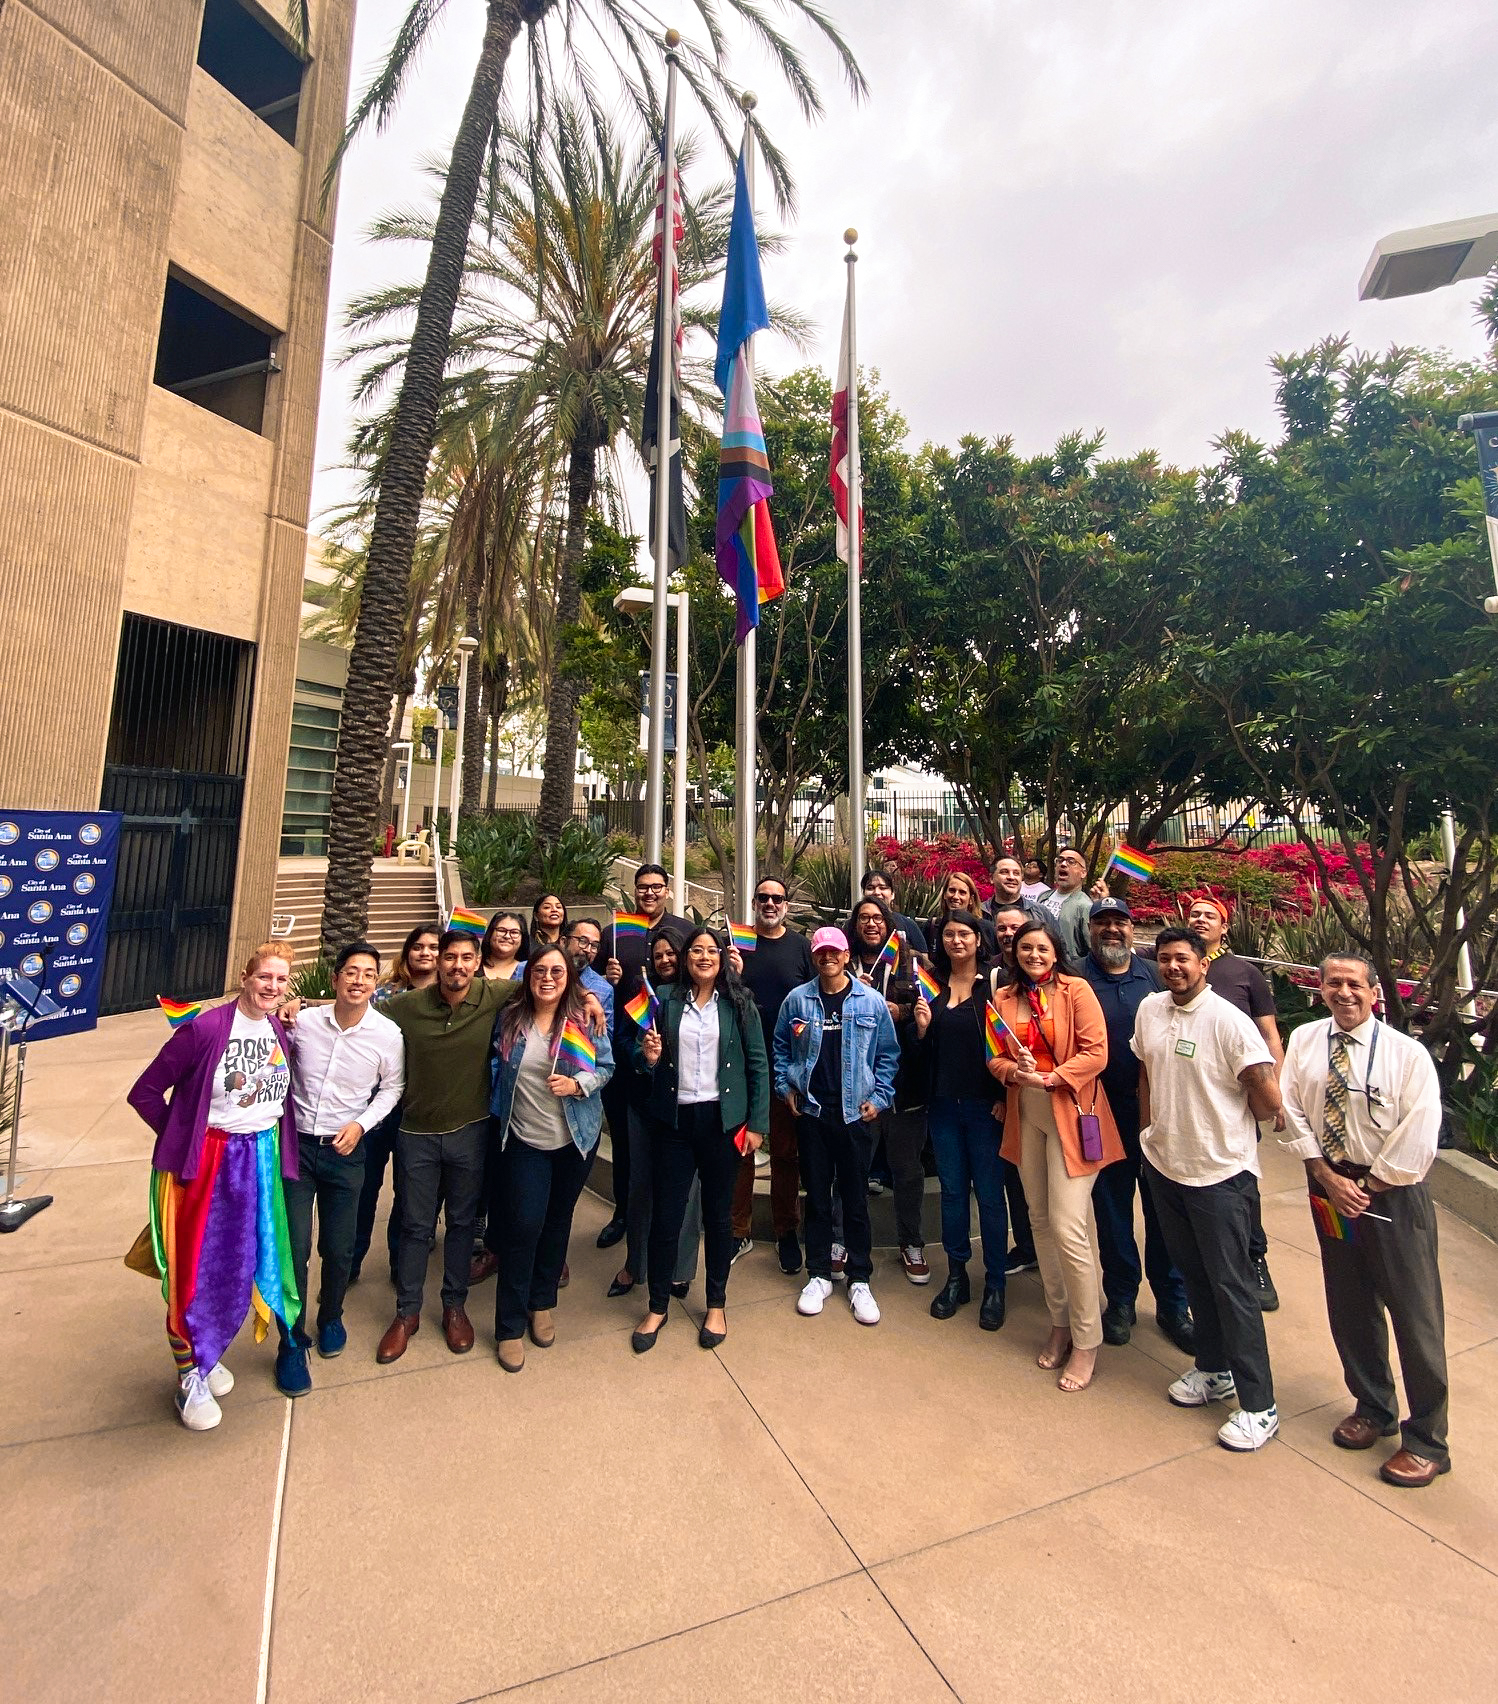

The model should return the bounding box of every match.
[377,930,520,1362]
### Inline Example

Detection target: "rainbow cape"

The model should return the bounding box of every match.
[914,962,941,1003]
[157,995,203,1029]
[554,1017,597,1072]
[728,921,757,954]
[613,912,649,941]
[448,906,487,937]
[1107,845,1156,882]
[624,978,660,1031]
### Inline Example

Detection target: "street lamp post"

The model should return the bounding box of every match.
[614,584,690,911]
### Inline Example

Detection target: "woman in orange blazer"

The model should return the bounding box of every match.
[989,918,1123,1392]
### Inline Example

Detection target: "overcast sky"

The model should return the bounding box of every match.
[310,0,1498,526]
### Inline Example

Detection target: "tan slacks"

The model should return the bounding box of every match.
[1015,1088,1103,1349]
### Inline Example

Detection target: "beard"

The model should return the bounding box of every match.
[1094,942,1131,970]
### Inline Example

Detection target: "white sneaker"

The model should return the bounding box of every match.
[848,1281,880,1326]
[1168,1368,1237,1407]
[797,1276,834,1316]
[1218,1405,1279,1452]
[176,1370,223,1432]
[831,1243,847,1279]
[206,1362,234,1398]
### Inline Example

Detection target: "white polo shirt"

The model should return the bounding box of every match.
[1132,986,1272,1186]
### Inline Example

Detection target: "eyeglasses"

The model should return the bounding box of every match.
[531,966,567,980]
[636,883,666,896]
[690,946,721,957]
[492,927,521,940]
[568,936,599,954]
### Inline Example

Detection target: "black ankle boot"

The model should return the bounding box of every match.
[930,1265,971,1320]
[978,1286,1006,1331]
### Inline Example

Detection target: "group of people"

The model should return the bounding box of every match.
[128,853,1453,1489]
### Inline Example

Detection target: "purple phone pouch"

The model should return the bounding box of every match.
[1078,1112,1104,1163]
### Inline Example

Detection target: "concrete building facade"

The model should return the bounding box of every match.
[0,0,355,1008]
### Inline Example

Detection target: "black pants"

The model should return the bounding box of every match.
[350,1103,403,1280]
[1313,1181,1449,1462]
[1092,1093,1187,1315]
[880,1107,927,1249]
[394,1120,487,1316]
[1006,1160,1036,1261]
[281,1133,365,1343]
[1145,1162,1274,1413]
[647,1103,739,1313]
[800,1113,875,1285]
[493,1136,592,1341]
[600,1060,632,1221]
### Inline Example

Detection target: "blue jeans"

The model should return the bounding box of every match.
[1091,1094,1187,1316]
[928,1097,1009,1290]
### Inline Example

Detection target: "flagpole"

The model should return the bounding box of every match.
[645,30,681,866]
[734,93,759,920]
[843,229,865,912]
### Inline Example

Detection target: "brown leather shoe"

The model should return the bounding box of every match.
[497,1337,525,1373]
[528,1309,555,1348]
[442,1305,474,1354]
[1333,1413,1398,1451]
[376,1313,419,1364]
[1379,1448,1450,1488]
[469,1249,499,1285]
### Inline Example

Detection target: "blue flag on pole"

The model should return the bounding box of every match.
[714,151,770,397]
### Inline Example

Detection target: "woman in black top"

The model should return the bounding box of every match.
[912,910,1009,1329]
[529,892,568,952]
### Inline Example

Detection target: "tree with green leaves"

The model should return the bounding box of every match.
[294,0,864,960]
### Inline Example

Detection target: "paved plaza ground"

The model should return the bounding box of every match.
[4,1010,1496,1702]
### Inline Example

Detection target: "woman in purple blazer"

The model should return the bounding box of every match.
[127,943,302,1432]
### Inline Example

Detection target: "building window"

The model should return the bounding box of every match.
[196,0,307,145]
[153,273,280,434]
[281,682,342,856]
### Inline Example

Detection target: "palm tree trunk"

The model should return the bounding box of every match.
[536,437,596,844]
[319,0,525,957]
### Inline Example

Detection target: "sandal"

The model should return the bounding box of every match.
[1058,1346,1097,1392]
[1037,1329,1073,1370]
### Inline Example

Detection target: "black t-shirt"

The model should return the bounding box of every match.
[1206,953,1275,1023]
[808,982,850,1116]
[740,928,815,1050]
[931,995,995,1104]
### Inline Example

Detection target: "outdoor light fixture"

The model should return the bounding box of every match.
[1358,212,1498,301]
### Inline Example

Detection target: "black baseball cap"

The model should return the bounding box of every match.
[1089,897,1133,921]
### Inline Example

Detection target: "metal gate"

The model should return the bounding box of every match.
[99,615,255,1013]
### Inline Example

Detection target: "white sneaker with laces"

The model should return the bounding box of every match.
[176,1370,223,1432]
[1167,1368,1237,1407]
[1218,1405,1279,1452]
[797,1276,834,1316]
[206,1362,234,1398]
[848,1282,880,1326]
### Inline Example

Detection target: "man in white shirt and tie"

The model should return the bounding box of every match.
[1280,951,1449,1487]
[280,940,404,1393]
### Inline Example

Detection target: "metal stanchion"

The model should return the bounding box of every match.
[0,980,55,1232]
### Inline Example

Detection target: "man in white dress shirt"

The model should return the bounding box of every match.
[1280,952,1450,1487]
[279,940,404,1392]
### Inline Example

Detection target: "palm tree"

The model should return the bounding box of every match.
[290,0,865,959]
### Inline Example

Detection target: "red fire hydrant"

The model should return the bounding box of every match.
[382,823,396,857]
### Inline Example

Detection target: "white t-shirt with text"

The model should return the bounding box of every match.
[209,1010,292,1134]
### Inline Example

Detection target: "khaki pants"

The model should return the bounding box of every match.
[1016,1089,1103,1349]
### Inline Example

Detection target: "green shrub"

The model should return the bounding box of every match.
[290,957,335,1001]
[536,819,614,897]
[457,813,534,905]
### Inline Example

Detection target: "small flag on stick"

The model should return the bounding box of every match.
[1107,846,1156,883]
[984,1002,1017,1060]
[874,934,899,974]
[1310,1194,1358,1243]
[553,1017,597,1072]
[914,962,941,1003]
[613,912,650,941]
[448,907,487,936]
[157,996,203,1029]
[728,921,757,955]
[624,978,660,1031]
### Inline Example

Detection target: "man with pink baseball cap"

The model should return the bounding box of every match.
[772,926,901,1325]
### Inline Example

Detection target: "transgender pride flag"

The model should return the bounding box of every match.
[715,148,784,644]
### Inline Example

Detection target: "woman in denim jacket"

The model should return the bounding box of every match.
[487,945,614,1372]
[774,927,901,1326]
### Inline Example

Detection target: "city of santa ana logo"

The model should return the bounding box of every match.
[78,822,102,846]
[0,874,10,898]
[58,974,82,998]
[27,900,53,924]
[0,823,17,846]
[35,849,59,873]
[20,953,43,978]
[66,923,89,946]
[72,873,95,896]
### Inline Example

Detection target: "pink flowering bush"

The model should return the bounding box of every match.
[872,833,994,899]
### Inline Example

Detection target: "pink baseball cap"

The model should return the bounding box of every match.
[810,926,849,954]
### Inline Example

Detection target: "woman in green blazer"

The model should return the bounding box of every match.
[632,926,770,1351]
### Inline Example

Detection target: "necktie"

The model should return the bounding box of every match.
[1321,1031,1352,1164]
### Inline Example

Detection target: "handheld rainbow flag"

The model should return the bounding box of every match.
[613,912,649,941]
[914,963,941,1003]
[728,921,757,955]
[874,933,899,974]
[624,979,660,1031]
[1107,845,1156,883]
[983,1002,1016,1061]
[553,1017,597,1073]
[157,996,203,1029]
[1310,1194,1357,1243]
[448,907,487,937]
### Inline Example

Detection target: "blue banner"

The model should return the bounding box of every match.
[0,810,122,1040]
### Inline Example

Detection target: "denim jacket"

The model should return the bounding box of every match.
[489,1021,614,1156]
[773,977,900,1125]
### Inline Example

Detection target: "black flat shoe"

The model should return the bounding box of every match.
[1101,1299,1136,1346]
[930,1267,971,1320]
[607,1273,636,1298]
[699,1323,727,1349]
[669,1280,690,1300]
[631,1312,667,1354]
[1157,1310,1197,1355]
[978,1286,1006,1331]
[597,1218,627,1250]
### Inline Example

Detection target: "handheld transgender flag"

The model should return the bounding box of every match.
[554,1017,597,1072]
[715,148,784,644]
[1107,846,1156,883]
